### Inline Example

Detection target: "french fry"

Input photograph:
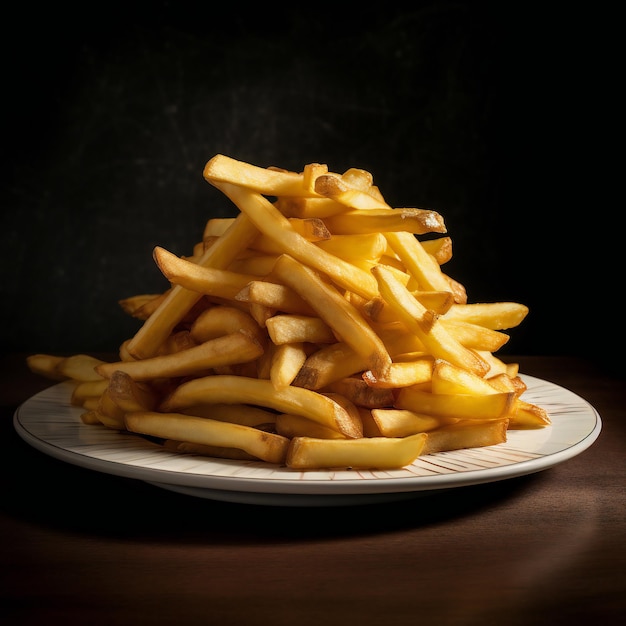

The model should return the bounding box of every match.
[125,411,290,464]
[95,331,264,381]
[160,375,363,439]
[395,386,515,420]
[235,280,317,316]
[269,342,308,389]
[362,358,434,388]
[26,354,68,380]
[272,254,392,378]
[275,413,348,440]
[266,314,337,345]
[421,419,509,455]
[372,264,489,376]
[210,181,380,299]
[371,408,451,437]
[189,306,263,343]
[324,377,395,409]
[166,440,258,461]
[324,208,447,236]
[286,432,428,470]
[179,403,277,428]
[56,354,107,382]
[442,302,529,330]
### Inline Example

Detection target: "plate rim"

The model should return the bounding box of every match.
[13,374,602,499]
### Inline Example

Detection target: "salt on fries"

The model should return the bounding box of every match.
[26,154,549,470]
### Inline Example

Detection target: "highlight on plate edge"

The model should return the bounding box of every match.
[26,154,550,470]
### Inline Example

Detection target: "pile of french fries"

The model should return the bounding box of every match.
[27,155,550,470]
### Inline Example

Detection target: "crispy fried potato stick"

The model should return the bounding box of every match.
[293,342,368,390]
[235,280,316,316]
[126,213,260,359]
[371,409,450,437]
[324,208,447,236]
[153,246,259,300]
[203,154,320,197]
[421,419,509,455]
[385,231,461,299]
[160,375,363,439]
[269,342,308,389]
[96,332,263,381]
[266,314,337,345]
[372,265,489,377]
[272,254,392,377]
[362,358,434,388]
[212,181,380,299]
[442,302,529,330]
[395,386,515,420]
[125,411,290,464]
[275,413,348,440]
[55,354,107,381]
[286,432,428,470]
[26,354,69,380]
[189,306,262,343]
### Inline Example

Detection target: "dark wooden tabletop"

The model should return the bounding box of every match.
[1,353,624,626]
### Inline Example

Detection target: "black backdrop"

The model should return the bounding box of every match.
[1,2,617,371]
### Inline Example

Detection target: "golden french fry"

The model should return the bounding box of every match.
[26,354,69,380]
[95,331,264,380]
[179,403,277,428]
[126,213,260,359]
[235,280,317,316]
[286,432,428,470]
[118,294,164,319]
[269,342,308,389]
[70,379,109,406]
[440,319,510,351]
[189,306,263,343]
[266,314,337,345]
[125,411,290,464]
[272,254,392,378]
[107,370,159,412]
[275,196,349,218]
[314,233,388,264]
[442,302,529,330]
[395,386,515,420]
[275,413,348,440]
[324,377,395,409]
[203,154,317,197]
[292,342,368,390]
[362,358,434,388]
[153,246,258,301]
[422,419,509,455]
[212,181,380,299]
[56,354,107,381]
[324,208,446,236]
[420,237,453,265]
[371,408,451,437]
[160,375,363,439]
[372,264,489,377]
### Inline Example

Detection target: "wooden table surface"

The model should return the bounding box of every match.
[1,353,624,626]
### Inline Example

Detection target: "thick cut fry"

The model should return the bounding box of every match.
[286,433,428,470]
[166,440,258,461]
[26,354,69,380]
[372,265,489,377]
[189,306,263,343]
[107,370,159,412]
[266,314,337,345]
[440,319,510,351]
[362,358,434,388]
[324,208,446,236]
[153,246,258,300]
[420,237,453,265]
[395,386,515,420]
[269,342,308,389]
[95,332,263,381]
[203,154,318,197]
[371,408,450,437]
[275,413,348,440]
[324,377,395,409]
[179,403,277,428]
[293,342,368,390]
[56,354,107,381]
[421,419,509,455]
[126,213,260,359]
[235,280,316,315]
[314,173,389,210]
[213,181,380,299]
[160,375,363,439]
[385,231,458,298]
[70,379,109,406]
[275,196,349,218]
[272,254,392,377]
[314,233,388,264]
[118,294,164,319]
[125,411,290,464]
[442,302,529,330]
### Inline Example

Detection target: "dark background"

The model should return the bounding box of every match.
[1,2,617,371]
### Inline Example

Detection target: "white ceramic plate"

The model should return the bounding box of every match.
[13,374,601,506]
